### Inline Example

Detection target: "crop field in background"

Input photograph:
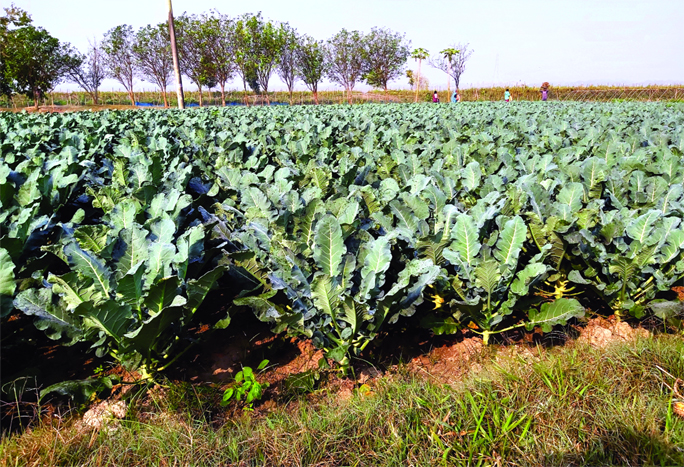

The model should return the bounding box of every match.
[1,85,683,109]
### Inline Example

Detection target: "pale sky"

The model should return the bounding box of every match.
[6,0,684,92]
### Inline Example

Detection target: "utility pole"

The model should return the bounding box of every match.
[167,0,184,109]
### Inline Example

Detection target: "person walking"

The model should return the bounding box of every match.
[451,91,458,103]
[432,91,440,103]
[504,89,511,102]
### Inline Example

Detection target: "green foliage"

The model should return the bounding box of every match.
[361,27,411,91]
[220,359,270,410]
[2,101,684,376]
[0,6,71,106]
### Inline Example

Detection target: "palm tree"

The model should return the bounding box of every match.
[410,48,429,102]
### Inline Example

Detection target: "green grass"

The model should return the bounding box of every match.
[2,334,683,466]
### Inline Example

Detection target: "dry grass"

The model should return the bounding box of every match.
[1,84,682,111]
[2,334,683,466]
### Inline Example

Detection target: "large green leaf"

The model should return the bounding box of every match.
[116,226,149,279]
[626,210,660,244]
[234,290,284,323]
[144,276,185,316]
[63,242,112,297]
[14,288,82,342]
[452,214,481,267]
[0,247,16,298]
[359,236,392,300]
[510,263,548,296]
[495,216,527,269]
[74,225,110,255]
[312,275,339,320]
[78,300,134,345]
[149,217,176,244]
[556,182,584,212]
[117,262,145,309]
[186,266,226,314]
[475,259,501,295]
[242,186,273,219]
[123,306,183,361]
[295,199,321,250]
[313,215,346,277]
[174,225,205,279]
[390,200,419,240]
[526,298,585,332]
[47,272,104,310]
[146,242,176,285]
[109,200,138,231]
[462,161,481,191]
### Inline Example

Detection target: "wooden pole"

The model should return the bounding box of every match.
[167,0,185,109]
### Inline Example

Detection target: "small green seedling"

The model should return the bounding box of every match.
[221,359,270,410]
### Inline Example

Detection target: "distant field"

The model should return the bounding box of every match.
[1,85,683,110]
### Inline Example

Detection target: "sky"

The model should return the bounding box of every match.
[5,0,684,92]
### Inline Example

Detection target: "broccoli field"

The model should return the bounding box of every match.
[2,102,684,376]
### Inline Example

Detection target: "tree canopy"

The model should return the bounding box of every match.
[0,5,71,108]
[361,27,411,92]
[0,5,474,106]
[326,29,365,103]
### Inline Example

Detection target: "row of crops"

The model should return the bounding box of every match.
[1,102,684,374]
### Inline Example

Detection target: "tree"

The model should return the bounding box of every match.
[410,48,429,102]
[204,12,235,106]
[133,23,173,108]
[176,13,215,107]
[233,13,285,104]
[326,29,365,104]
[1,15,70,109]
[101,25,137,105]
[63,40,105,105]
[296,35,326,104]
[276,23,299,105]
[430,43,473,92]
[232,13,252,100]
[0,5,32,98]
[361,27,410,94]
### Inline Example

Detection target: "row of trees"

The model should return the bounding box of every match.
[101,12,415,106]
[0,5,472,108]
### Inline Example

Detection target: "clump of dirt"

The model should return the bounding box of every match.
[264,338,324,386]
[405,337,485,385]
[576,316,649,349]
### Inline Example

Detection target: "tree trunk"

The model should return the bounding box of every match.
[415,59,422,103]
[128,90,135,106]
[314,89,319,105]
[289,88,294,105]
[220,83,226,106]
[33,89,40,110]
[162,89,168,108]
[198,84,203,107]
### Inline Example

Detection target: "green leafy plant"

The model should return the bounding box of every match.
[221,359,270,410]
